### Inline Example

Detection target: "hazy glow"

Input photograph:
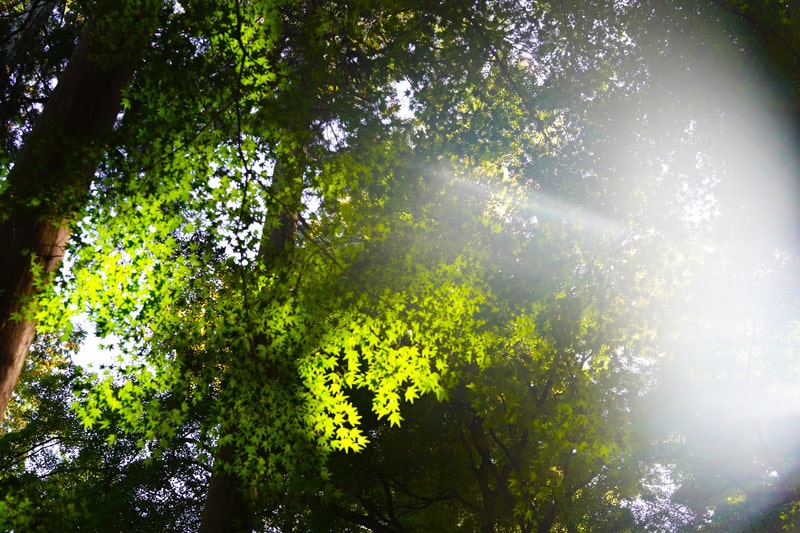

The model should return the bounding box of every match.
[524,190,625,237]
[625,18,800,523]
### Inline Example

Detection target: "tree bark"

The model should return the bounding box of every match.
[0,5,147,420]
[198,442,256,533]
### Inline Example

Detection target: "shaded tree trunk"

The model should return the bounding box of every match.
[198,158,302,531]
[0,2,153,420]
[198,442,256,533]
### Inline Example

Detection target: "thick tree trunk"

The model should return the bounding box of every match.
[0,6,145,420]
[198,443,256,533]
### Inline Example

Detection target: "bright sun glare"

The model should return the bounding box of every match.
[623,16,800,515]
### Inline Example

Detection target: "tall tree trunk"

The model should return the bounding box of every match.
[0,2,153,420]
[198,158,301,532]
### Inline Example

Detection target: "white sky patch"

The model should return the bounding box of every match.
[393,79,415,121]
[70,314,120,370]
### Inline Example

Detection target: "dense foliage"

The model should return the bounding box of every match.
[1,0,799,531]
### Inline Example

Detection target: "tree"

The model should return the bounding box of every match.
[0,0,161,420]
[60,1,550,529]
[0,330,207,531]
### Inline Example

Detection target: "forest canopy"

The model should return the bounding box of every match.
[1,0,800,531]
